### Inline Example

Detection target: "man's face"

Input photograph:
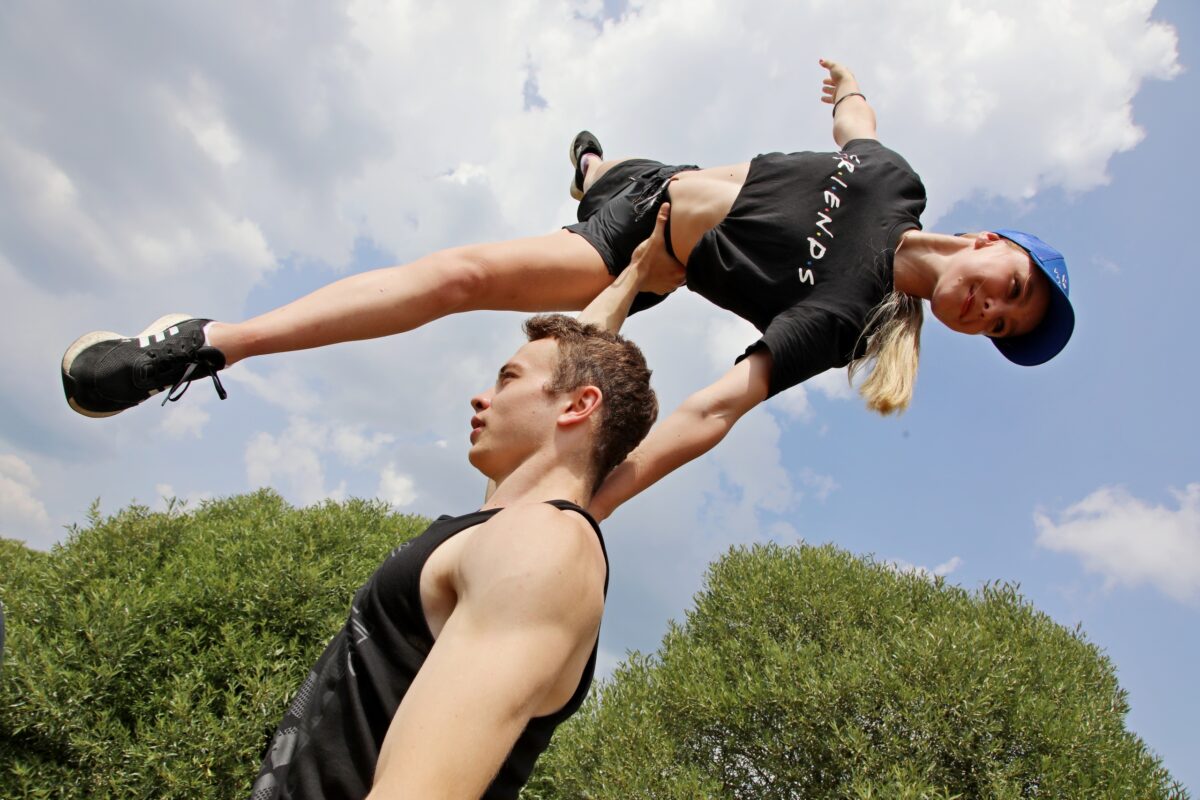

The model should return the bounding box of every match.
[467,338,564,478]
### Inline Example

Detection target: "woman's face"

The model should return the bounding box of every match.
[930,233,1052,339]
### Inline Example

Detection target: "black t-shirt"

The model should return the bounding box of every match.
[684,139,926,396]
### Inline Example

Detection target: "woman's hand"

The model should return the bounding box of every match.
[819,58,858,106]
[629,203,686,295]
[819,57,876,146]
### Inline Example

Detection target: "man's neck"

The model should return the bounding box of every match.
[481,454,592,511]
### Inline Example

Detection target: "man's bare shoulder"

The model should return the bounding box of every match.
[490,501,596,534]
[485,503,603,568]
[462,503,606,612]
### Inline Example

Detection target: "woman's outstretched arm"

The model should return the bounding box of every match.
[577,204,684,333]
[588,348,772,521]
[820,58,878,147]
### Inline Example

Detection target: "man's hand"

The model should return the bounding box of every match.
[577,202,684,333]
[630,203,686,295]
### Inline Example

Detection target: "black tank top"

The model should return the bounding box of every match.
[250,500,608,800]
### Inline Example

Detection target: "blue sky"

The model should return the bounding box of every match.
[1,0,1195,791]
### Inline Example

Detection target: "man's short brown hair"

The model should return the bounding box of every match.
[523,314,657,492]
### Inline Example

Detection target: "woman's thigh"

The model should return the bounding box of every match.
[447,230,613,313]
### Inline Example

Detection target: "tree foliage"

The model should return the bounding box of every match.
[0,490,427,799]
[0,498,1186,798]
[525,543,1187,800]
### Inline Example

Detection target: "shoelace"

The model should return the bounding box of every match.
[162,361,228,405]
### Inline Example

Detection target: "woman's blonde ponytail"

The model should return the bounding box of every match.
[849,291,922,415]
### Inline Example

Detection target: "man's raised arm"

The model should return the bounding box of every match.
[577,203,683,333]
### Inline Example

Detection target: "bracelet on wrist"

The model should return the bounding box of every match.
[832,92,866,117]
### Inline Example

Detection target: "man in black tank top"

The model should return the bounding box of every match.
[252,314,657,800]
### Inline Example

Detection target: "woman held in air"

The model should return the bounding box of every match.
[62,58,1074,519]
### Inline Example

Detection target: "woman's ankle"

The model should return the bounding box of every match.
[203,321,243,366]
[580,154,602,192]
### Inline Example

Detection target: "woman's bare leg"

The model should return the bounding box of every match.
[581,156,629,194]
[207,230,611,366]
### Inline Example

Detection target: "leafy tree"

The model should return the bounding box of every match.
[1,500,1185,798]
[525,542,1187,800]
[0,490,427,799]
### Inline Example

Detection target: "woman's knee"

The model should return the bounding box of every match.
[422,245,497,312]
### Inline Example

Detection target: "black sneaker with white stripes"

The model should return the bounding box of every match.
[61,314,228,418]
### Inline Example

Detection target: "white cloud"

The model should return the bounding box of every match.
[807,367,855,401]
[244,417,347,506]
[707,410,798,520]
[767,369,855,422]
[441,163,489,186]
[886,554,963,580]
[333,426,396,465]
[224,362,322,415]
[704,315,759,373]
[934,556,963,577]
[154,482,214,511]
[798,468,839,503]
[768,385,812,420]
[376,463,418,509]
[157,402,211,439]
[0,1,1178,471]
[0,453,51,537]
[1035,484,1200,604]
[0,1,1183,700]
[767,520,801,541]
[174,75,244,169]
[242,415,415,507]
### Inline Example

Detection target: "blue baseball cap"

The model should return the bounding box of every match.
[990,229,1075,367]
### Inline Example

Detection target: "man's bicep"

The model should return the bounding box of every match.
[369,508,605,798]
[369,593,600,798]
[369,611,580,798]
[456,507,605,715]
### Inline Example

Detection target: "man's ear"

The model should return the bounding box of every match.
[558,385,603,429]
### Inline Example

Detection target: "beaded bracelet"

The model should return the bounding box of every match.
[832,92,866,117]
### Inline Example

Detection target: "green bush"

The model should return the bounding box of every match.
[2,501,1185,798]
[0,490,428,799]
[525,542,1187,800]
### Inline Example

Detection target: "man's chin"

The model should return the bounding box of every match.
[467,446,497,477]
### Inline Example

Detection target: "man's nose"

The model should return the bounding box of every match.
[471,392,491,412]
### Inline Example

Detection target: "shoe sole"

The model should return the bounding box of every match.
[62,312,195,418]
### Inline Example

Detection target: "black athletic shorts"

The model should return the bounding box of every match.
[564,158,698,315]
